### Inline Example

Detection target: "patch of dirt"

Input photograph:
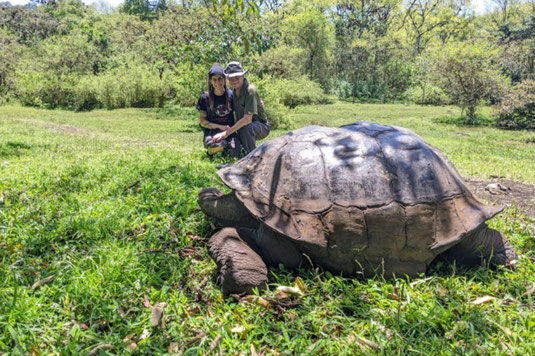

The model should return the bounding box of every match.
[42,122,93,135]
[464,176,535,217]
[22,119,93,136]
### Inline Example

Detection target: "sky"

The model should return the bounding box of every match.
[5,0,498,14]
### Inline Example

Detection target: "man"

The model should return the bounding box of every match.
[212,61,270,155]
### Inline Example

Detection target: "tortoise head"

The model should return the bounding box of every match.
[198,188,256,228]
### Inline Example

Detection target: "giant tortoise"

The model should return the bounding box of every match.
[198,122,517,295]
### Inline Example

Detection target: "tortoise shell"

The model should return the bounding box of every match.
[218,122,503,275]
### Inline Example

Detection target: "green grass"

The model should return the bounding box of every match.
[1,102,534,354]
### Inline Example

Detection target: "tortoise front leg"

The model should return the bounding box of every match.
[438,223,517,267]
[209,228,268,295]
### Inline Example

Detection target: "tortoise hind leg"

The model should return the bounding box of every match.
[437,223,517,267]
[208,227,268,295]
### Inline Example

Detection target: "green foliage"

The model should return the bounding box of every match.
[433,114,494,127]
[1,0,535,112]
[433,42,510,118]
[15,70,78,108]
[405,83,450,105]
[253,75,328,129]
[281,6,334,87]
[172,64,206,108]
[120,0,168,22]
[88,64,175,110]
[250,75,292,130]
[263,76,328,108]
[257,44,306,79]
[494,80,535,130]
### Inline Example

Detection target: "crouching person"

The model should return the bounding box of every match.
[197,63,241,157]
[212,62,270,155]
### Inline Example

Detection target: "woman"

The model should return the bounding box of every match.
[196,63,241,157]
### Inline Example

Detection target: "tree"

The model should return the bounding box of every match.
[120,0,168,21]
[333,0,399,99]
[281,7,334,87]
[402,0,473,58]
[434,42,509,118]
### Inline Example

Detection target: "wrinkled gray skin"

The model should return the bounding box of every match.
[199,122,517,295]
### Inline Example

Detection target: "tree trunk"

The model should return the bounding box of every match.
[352,47,361,102]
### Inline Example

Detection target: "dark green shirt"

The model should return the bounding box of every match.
[233,79,268,123]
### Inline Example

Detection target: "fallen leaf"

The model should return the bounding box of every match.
[150,302,166,328]
[250,344,258,356]
[275,291,291,299]
[208,335,221,352]
[88,344,113,356]
[472,296,497,305]
[168,342,179,353]
[30,275,55,290]
[437,286,447,297]
[371,320,397,339]
[241,295,272,308]
[387,293,400,301]
[503,327,513,337]
[122,333,136,343]
[139,328,150,341]
[357,336,380,350]
[231,325,246,335]
[410,276,433,287]
[142,295,153,309]
[276,286,303,296]
[184,331,206,347]
[79,323,89,331]
[126,342,137,350]
[506,259,518,267]
[524,283,535,296]
[186,306,200,316]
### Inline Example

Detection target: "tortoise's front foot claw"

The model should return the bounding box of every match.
[209,228,268,295]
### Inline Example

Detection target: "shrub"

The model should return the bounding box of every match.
[494,80,535,130]
[173,64,206,107]
[15,70,77,108]
[328,78,353,99]
[264,76,328,108]
[72,75,100,111]
[405,83,451,105]
[253,76,328,130]
[93,65,174,109]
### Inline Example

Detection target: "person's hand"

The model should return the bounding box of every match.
[212,131,227,143]
[218,125,230,132]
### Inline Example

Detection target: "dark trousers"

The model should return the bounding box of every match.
[237,121,270,154]
[204,130,242,158]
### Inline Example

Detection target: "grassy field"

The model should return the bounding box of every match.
[1,102,534,355]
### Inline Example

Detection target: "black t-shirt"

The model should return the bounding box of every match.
[196,91,234,127]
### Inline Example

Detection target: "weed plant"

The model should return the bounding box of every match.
[0,103,534,354]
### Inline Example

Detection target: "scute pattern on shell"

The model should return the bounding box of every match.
[218,122,503,275]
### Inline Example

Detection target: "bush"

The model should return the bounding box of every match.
[173,64,206,107]
[253,76,328,130]
[94,65,174,109]
[15,70,78,108]
[494,80,535,130]
[263,76,328,108]
[405,84,451,105]
[328,78,353,99]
